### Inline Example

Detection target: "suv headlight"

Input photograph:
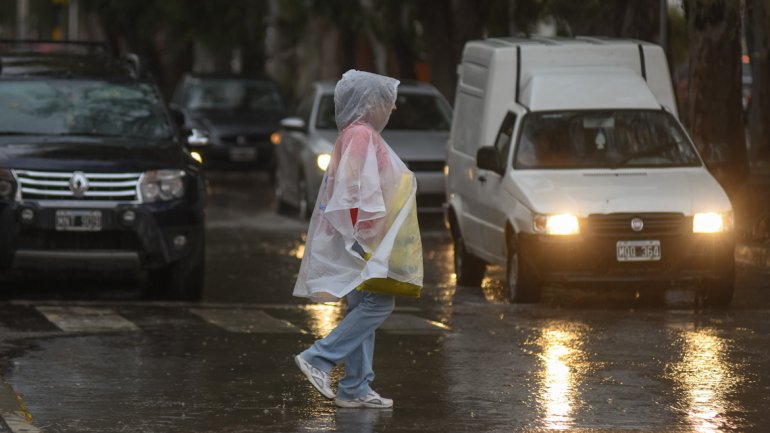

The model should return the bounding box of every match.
[0,169,16,200]
[693,212,733,233]
[534,213,580,235]
[139,170,185,202]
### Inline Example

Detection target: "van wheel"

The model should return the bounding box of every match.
[147,231,205,301]
[702,270,735,308]
[451,224,485,287]
[506,234,540,303]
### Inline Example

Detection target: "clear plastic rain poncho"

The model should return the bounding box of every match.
[293,70,423,302]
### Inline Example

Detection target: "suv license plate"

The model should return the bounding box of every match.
[55,210,102,232]
[616,240,661,262]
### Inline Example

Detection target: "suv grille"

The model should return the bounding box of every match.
[14,170,141,202]
[586,213,686,238]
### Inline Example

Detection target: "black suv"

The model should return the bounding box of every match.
[0,41,206,300]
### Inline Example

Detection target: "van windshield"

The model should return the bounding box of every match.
[513,110,701,169]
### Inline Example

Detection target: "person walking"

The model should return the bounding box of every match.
[293,70,423,409]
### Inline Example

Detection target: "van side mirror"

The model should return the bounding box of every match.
[280,117,307,133]
[477,146,502,174]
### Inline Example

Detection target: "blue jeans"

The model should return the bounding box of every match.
[300,290,395,399]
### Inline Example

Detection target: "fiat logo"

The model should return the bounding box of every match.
[69,171,89,198]
[237,136,247,145]
[630,217,644,232]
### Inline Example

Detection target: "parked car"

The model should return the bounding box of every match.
[274,80,452,218]
[0,40,206,300]
[446,37,735,306]
[170,74,286,170]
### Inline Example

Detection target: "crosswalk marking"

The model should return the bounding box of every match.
[35,306,139,333]
[380,313,450,335]
[13,304,450,336]
[189,308,305,334]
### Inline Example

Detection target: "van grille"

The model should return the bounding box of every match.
[13,170,141,202]
[586,213,686,238]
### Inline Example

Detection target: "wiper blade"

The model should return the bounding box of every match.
[612,141,677,168]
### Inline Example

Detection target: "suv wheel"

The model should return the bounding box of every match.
[451,221,485,287]
[147,230,205,301]
[506,234,540,303]
[702,268,735,308]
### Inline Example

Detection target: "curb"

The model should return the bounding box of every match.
[0,381,39,433]
[735,242,770,271]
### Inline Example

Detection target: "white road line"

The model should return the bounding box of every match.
[189,308,305,334]
[380,313,450,335]
[35,306,139,333]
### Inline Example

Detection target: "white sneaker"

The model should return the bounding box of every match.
[335,390,393,409]
[294,355,335,399]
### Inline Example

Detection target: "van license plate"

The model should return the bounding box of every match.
[55,210,102,232]
[616,240,661,262]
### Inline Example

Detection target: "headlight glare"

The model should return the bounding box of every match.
[317,153,331,171]
[140,170,186,202]
[534,213,580,235]
[693,212,732,233]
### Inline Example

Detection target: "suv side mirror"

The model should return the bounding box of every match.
[477,146,502,174]
[280,117,307,132]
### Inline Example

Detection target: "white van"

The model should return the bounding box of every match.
[445,37,735,305]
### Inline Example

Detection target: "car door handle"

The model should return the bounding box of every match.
[478,174,487,183]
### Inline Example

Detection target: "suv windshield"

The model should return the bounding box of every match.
[315,92,451,131]
[0,79,172,139]
[182,79,285,113]
[514,110,701,169]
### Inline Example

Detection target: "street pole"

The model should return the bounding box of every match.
[68,0,79,40]
[660,0,668,48]
[16,0,29,40]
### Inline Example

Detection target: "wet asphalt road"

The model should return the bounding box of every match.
[0,171,769,432]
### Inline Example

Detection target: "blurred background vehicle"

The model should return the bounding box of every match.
[170,74,287,171]
[273,80,452,219]
[0,40,206,300]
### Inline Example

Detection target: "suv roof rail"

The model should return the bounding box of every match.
[0,40,112,57]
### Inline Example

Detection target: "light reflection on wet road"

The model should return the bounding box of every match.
[0,171,768,432]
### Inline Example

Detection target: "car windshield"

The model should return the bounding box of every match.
[0,79,172,139]
[315,92,452,131]
[182,79,285,113]
[514,110,701,169]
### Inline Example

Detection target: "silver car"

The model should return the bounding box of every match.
[274,80,452,218]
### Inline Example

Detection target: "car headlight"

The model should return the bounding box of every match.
[693,212,733,233]
[534,213,580,235]
[316,153,331,171]
[0,169,16,200]
[140,170,186,202]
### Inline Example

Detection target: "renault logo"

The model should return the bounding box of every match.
[630,217,644,232]
[69,171,89,198]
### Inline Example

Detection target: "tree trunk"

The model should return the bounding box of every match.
[684,0,748,194]
[746,0,770,162]
[415,0,458,102]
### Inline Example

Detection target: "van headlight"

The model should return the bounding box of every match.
[316,153,331,171]
[534,213,580,235]
[693,212,733,233]
[140,170,186,202]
